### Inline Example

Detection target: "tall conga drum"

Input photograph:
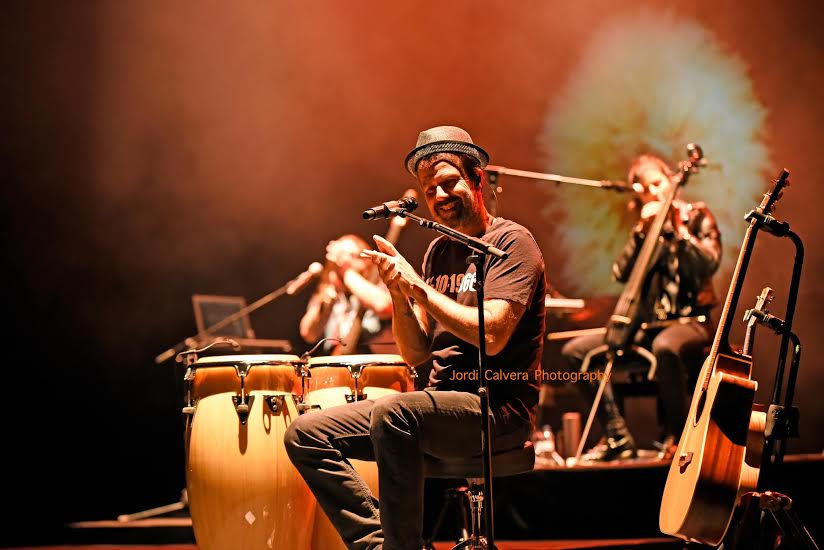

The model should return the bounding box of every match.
[184,354,315,550]
[302,354,414,550]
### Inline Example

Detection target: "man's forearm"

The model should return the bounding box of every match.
[391,293,431,366]
[416,285,516,356]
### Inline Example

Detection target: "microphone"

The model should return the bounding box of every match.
[285,262,324,295]
[362,195,418,220]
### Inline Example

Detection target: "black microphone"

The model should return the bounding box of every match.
[362,196,418,220]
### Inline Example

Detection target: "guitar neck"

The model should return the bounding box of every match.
[611,164,694,329]
[703,217,758,388]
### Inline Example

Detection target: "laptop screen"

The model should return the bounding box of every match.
[191,294,254,338]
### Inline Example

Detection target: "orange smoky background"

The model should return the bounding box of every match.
[1,0,822,540]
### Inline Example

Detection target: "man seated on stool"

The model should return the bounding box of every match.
[285,126,547,550]
[562,153,721,462]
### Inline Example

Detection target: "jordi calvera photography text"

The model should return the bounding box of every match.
[448,369,611,383]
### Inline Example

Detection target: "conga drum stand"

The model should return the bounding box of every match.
[116,490,188,523]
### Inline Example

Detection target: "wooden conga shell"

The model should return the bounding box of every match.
[186,355,314,550]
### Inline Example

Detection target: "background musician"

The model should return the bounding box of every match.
[299,234,394,354]
[563,153,722,461]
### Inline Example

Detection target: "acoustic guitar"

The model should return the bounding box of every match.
[659,170,789,545]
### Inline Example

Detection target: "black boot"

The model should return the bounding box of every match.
[581,431,637,462]
[582,382,637,462]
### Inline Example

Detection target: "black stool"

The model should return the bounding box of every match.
[423,441,534,549]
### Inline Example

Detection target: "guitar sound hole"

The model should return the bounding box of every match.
[693,390,706,427]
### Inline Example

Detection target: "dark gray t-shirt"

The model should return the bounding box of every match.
[419,217,546,420]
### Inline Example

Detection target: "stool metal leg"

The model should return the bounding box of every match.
[450,481,489,550]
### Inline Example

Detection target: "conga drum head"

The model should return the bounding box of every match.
[192,354,303,398]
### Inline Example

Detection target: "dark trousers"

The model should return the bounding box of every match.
[283,390,532,550]
[561,321,709,439]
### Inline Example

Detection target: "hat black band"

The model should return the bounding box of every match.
[405,141,489,175]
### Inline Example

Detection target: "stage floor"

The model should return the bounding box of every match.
[7,454,820,549]
[7,542,683,550]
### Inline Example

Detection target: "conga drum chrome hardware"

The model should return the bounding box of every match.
[182,366,197,416]
[185,354,314,550]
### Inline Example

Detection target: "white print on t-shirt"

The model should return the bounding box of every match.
[426,272,476,295]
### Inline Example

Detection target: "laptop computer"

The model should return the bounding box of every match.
[191,294,255,339]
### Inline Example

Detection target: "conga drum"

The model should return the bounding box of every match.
[302,354,414,550]
[184,354,315,550]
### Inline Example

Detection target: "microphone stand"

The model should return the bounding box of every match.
[391,207,508,548]
[154,270,309,364]
[485,164,631,192]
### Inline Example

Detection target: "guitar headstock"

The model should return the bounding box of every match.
[758,169,790,215]
[743,286,774,329]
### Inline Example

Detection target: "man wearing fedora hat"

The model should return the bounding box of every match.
[285,126,546,549]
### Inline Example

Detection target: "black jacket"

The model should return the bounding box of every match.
[612,202,721,318]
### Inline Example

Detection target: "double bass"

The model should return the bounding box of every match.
[604,143,706,355]
[575,144,705,459]
[659,170,789,545]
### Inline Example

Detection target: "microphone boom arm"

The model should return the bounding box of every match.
[485,164,630,191]
[391,209,508,259]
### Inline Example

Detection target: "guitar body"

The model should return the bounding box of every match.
[660,353,757,545]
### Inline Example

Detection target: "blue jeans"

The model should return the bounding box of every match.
[284,389,532,550]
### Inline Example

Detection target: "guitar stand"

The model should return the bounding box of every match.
[725,334,817,550]
[727,212,818,549]
[727,491,819,550]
